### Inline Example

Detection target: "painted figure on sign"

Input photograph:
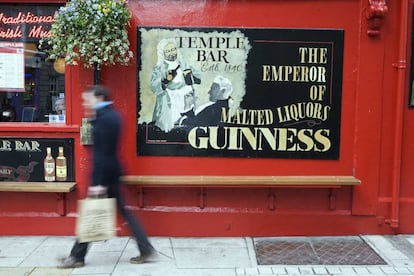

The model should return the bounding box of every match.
[150,38,201,132]
[178,75,233,127]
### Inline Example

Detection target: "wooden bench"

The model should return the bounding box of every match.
[120,175,360,210]
[0,182,76,216]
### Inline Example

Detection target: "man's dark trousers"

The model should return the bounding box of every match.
[69,175,153,262]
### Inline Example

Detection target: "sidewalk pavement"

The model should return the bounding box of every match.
[1,235,414,276]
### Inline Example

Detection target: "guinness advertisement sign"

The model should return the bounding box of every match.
[137,27,344,159]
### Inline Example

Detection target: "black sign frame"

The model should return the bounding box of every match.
[137,27,344,159]
[0,137,74,182]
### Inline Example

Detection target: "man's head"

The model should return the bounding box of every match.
[55,98,65,114]
[163,42,178,62]
[89,85,110,100]
[208,75,233,102]
[157,38,179,65]
[82,85,111,116]
[183,91,195,110]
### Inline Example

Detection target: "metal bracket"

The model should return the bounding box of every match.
[268,188,276,211]
[55,193,67,216]
[198,188,206,209]
[137,186,144,208]
[329,188,336,210]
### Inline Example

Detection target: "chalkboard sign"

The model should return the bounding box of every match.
[0,137,74,182]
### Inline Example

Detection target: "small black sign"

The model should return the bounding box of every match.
[0,137,74,182]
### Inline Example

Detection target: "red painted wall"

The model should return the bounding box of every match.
[0,0,411,236]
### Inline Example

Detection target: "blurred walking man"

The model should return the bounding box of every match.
[58,85,155,268]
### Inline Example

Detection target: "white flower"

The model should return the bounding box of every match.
[40,0,133,68]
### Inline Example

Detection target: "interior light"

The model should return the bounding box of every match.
[53,58,65,74]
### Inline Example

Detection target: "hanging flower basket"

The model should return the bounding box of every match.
[41,0,133,69]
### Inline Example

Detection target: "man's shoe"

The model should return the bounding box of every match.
[129,250,157,264]
[57,256,85,268]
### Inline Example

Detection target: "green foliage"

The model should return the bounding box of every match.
[41,0,133,68]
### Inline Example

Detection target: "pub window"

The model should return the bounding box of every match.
[0,4,65,123]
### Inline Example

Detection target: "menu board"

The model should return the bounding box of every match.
[0,42,24,92]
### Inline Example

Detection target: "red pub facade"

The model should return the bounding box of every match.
[1,0,414,237]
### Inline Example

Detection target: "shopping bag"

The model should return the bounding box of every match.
[75,197,116,243]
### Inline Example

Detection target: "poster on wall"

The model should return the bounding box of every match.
[0,137,74,182]
[137,27,344,159]
[0,42,25,92]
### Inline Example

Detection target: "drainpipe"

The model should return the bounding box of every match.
[389,0,408,228]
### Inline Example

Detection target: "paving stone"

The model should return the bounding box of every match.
[258,266,273,274]
[285,266,300,275]
[388,259,414,267]
[395,266,413,274]
[0,267,36,276]
[271,266,287,274]
[174,247,251,268]
[366,266,386,274]
[381,266,399,274]
[338,267,357,274]
[236,267,246,275]
[312,266,329,274]
[325,266,341,274]
[245,267,259,274]
[0,257,24,267]
[30,267,73,276]
[298,266,313,274]
[352,267,370,274]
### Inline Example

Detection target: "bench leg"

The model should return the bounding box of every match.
[137,186,144,208]
[329,188,336,210]
[268,188,276,211]
[198,188,205,209]
[55,193,67,216]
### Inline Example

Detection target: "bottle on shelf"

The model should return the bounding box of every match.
[56,146,67,181]
[44,147,55,182]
